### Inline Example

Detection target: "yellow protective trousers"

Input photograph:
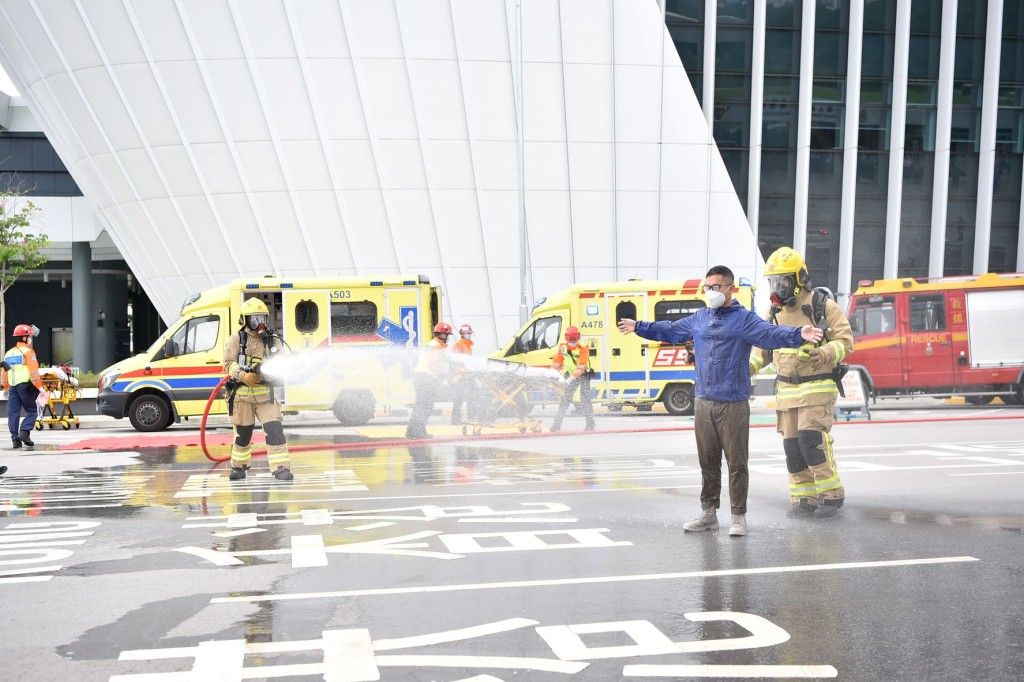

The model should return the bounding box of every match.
[777,403,844,504]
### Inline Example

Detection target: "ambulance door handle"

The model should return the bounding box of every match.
[205,360,220,365]
[640,344,648,356]
[612,349,621,357]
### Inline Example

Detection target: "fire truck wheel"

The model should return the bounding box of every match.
[1000,390,1022,405]
[663,384,695,416]
[129,395,173,432]
[966,395,994,406]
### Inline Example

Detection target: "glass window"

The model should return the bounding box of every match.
[765,0,799,27]
[849,297,896,337]
[294,300,320,334]
[165,316,220,357]
[864,0,896,32]
[910,294,946,332]
[615,301,637,324]
[331,302,377,337]
[655,300,706,321]
[765,29,800,75]
[508,316,562,356]
[814,31,846,75]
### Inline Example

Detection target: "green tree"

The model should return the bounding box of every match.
[0,187,48,356]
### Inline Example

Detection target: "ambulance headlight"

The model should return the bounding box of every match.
[99,370,120,392]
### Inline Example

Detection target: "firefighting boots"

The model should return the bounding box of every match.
[17,430,34,450]
[228,467,247,481]
[683,507,719,532]
[273,466,294,481]
[815,497,845,518]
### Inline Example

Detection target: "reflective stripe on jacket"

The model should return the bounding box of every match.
[2,343,42,390]
[223,330,281,401]
[551,342,590,379]
[753,289,854,408]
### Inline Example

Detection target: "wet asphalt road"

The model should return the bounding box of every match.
[0,402,1022,681]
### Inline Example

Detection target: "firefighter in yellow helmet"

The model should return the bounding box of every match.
[751,247,854,517]
[222,297,292,481]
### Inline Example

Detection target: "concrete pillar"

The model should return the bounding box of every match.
[72,241,93,373]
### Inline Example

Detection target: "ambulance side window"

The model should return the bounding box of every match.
[331,302,378,336]
[909,295,945,332]
[850,296,896,337]
[615,301,637,323]
[508,316,561,355]
[655,300,706,321]
[163,316,220,358]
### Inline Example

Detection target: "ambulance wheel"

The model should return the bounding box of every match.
[966,395,994,406]
[663,384,695,416]
[333,389,375,426]
[129,394,173,432]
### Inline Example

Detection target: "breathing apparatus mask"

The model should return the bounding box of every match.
[245,314,268,333]
[768,274,798,308]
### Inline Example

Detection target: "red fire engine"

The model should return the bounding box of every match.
[846,272,1024,405]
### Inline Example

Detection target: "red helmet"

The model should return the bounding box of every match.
[459,324,473,337]
[434,322,452,336]
[565,326,580,344]
[12,323,36,338]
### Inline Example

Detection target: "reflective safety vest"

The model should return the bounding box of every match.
[552,342,590,379]
[416,337,448,377]
[2,343,42,390]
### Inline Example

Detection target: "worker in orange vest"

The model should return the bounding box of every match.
[550,326,595,432]
[450,324,475,425]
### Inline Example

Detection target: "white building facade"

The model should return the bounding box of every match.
[0,0,758,353]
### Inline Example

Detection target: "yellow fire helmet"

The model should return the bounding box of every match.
[764,246,810,306]
[238,297,270,327]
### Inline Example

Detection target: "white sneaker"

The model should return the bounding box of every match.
[728,514,747,537]
[683,507,719,532]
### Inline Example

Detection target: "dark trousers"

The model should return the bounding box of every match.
[8,383,38,439]
[694,397,750,514]
[406,375,438,438]
[450,376,475,424]
[553,375,594,430]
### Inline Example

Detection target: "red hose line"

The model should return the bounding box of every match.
[200,376,231,462]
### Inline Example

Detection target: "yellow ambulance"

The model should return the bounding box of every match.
[493,277,754,415]
[97,275,440,431]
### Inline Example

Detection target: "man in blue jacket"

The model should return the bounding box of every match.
[618,265,822,537]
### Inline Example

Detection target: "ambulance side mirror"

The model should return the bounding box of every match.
[162,339,177,359]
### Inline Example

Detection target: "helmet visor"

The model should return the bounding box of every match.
[246,314,268,331]
[767,274,796,302]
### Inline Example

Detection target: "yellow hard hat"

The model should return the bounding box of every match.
[238,297,269,327]
[764,247,808,287]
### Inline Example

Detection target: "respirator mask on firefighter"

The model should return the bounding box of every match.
[768,274,798,307]
[245,314,268,333]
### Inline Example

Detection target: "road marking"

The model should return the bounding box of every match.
[213,528,266,538]
[624,664,838,678]
[229,485,701,506]
[948,471,1024,476]
[211,556,978,604]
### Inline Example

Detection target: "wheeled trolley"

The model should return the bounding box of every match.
[35,366,81,430]
[459,360,554,436]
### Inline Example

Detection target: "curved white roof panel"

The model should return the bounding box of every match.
[0,0,756,351]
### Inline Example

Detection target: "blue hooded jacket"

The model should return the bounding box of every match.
[635,300,805,402]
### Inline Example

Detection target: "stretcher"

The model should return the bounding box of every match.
[35,365,81,430]
[456,360,555,436]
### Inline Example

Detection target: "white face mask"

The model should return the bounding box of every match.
[706,291,727,309]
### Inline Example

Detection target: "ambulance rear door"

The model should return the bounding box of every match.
[605,292,650,399]
[381,286,424,402]
[281,289,332,406]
